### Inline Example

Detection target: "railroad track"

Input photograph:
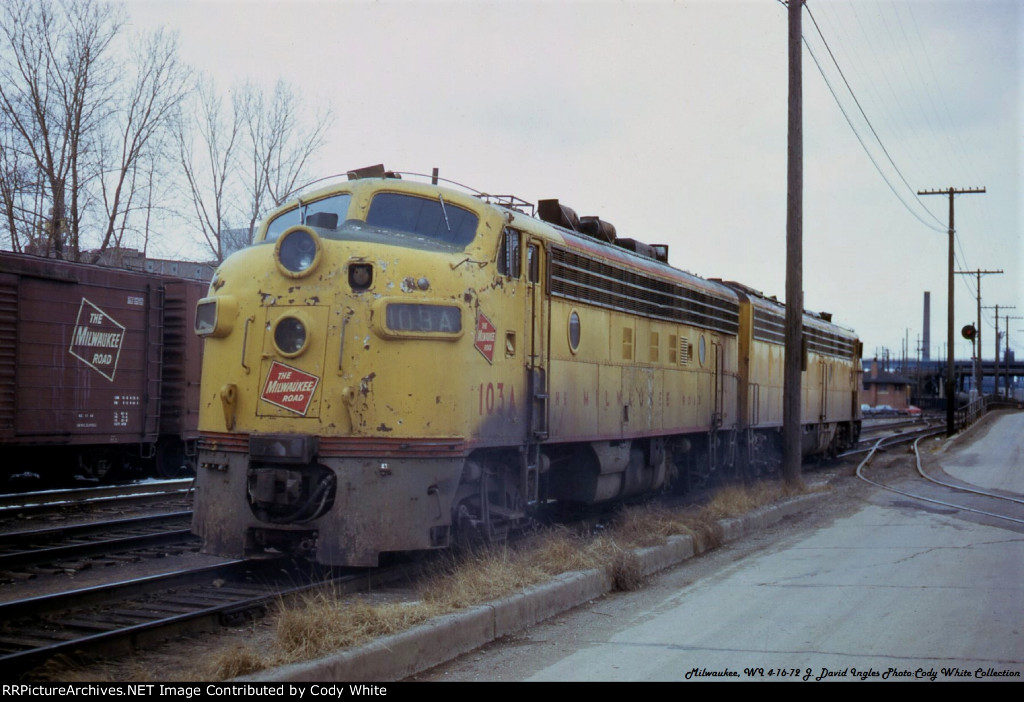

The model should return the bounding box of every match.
[0,479,193,523]
[859,417,934,436]
[0,511,197,579]
[843,424,942,457]
[856,433,1024,526]
[0,557,412,678]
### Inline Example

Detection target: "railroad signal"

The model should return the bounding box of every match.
[961,324,977,341]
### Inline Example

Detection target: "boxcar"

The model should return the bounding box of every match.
[0,252,208,484]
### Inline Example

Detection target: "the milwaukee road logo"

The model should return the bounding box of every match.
[474,312,496,364]
[69,298,126,381]
[261,361,320,415]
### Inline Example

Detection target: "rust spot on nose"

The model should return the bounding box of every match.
[360,372,376,395]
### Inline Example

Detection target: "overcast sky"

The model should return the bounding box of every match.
[127,0,1021,363]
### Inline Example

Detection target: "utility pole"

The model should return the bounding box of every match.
[918,186,985,435]
[782,0,804,487]
[955,268,1003,394]
[1004,315,1023,396]
[983,304,1014,396]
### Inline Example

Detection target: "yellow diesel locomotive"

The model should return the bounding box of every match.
[192,167,862,566]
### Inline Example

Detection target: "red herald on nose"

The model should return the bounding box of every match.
[261,361,320,415]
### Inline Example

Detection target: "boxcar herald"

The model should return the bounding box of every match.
[0,251,208,485]
[192,167,862,567]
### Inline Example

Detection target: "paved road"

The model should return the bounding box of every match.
[940,412,1024,494]
[416,413,1024,682]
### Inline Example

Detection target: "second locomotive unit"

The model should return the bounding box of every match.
[192,167,861,566]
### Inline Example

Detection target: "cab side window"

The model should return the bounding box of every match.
[498,228,521,278]
[527,243,540,283]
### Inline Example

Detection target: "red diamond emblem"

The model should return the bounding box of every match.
[261,361,320,415]
[474,312,496,364]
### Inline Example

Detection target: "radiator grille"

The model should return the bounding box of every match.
[550,247,739,336]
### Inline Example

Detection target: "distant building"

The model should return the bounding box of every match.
[83,247,215,282]
[862,359,913,410]
[144,257,215,282]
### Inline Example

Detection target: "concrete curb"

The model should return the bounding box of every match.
[243,490,830,682]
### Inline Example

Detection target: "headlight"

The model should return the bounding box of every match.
[273,316,308,356]
[275,226,321,278]
[194,296,237,337]
[195,299,218,336]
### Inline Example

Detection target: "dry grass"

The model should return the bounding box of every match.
[529,526,605,574]
[202,589,449,679]
[420,545,549,609]
[195,478,815,678]
[206,643,268,680]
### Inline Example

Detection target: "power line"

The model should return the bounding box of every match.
[801,4,946,233]
[801,3,1015,346]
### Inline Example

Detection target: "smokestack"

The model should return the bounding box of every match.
[923,291,931,361]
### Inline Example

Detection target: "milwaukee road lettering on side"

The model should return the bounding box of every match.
[261,361,320,416]
[68,298,127,382]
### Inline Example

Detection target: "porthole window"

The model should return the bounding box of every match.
[273,316,308,357]
[698,335,706,366]
[568,310,581,353]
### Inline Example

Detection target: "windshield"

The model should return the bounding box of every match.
[264,193,353,242]
[366,192,478,248]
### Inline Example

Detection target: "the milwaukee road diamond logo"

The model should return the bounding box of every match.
[69,298,126,381]
[261,361,320,415]
[474,312,496,364]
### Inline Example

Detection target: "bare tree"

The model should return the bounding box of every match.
[239,80,333,242]
[0,121,33,252]
[174,77,243,262]
[0,0,187,260]
[0,0,119,258]
[176,78,333,261]
[90,28,189,263]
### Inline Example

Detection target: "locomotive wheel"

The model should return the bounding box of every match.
[453,453,532,547]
